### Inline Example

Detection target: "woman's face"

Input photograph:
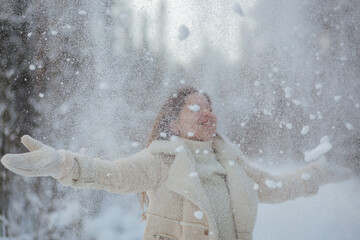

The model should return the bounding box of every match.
[172,93,217,141]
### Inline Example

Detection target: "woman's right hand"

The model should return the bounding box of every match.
[1,135,74,179]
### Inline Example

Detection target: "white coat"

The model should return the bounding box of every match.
[59,136,324,240]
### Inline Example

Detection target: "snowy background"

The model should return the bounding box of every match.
[0,0,359,239]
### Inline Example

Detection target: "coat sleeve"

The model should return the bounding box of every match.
[57,149,162,194]
[239,158,326,204]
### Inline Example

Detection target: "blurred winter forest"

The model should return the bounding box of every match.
[0,0,359,239]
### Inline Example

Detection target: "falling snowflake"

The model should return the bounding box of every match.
[178,25,190,40]
[187,104,200,112]
[345,123,354,130]
[29,64,36,71]
[175,145,184,152]
[301,126,309,135]
[334,95,342,101]
[194,211,203,219]
[187,132,194,137]
[301,173,311,180]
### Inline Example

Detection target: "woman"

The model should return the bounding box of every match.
[1,86,352,240]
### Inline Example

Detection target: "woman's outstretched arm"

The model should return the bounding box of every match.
[1,135,162,194]
[58,148,161,193]
[238,157,352,204]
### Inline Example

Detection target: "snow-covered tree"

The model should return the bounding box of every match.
[0,0,38,236]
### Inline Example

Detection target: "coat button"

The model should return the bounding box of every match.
[204,229,209,235]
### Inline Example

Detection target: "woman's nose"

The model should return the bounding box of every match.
[201,110,216,120]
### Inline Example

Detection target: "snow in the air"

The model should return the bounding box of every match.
[309,114,316,120]
[1,0,359,239]
[304,136,332,162]
[315,83,323,89]
[175,145,184,153]
[265,179,278,189]
[99,82,109,90]
[284,87,292,99]
[194,211,204,219]
[334,95,342,102]
[301,126,309,135]
[232,3,244,16]
[340,56,348,61]
[263,108,271,115]
[178,25,190,41]
[292,100,301,105]
[345,123,354,130]
[301,172,311,180]
[170,136,179,141]
[187,104,200,112]
[78,10,87,15]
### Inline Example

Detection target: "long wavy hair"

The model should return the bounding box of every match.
[140,86,213,220]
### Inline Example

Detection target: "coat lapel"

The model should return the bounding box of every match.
[213,137,258,236]
[149,136,258,238]
[149,139,218,237]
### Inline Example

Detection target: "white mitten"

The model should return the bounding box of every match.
[310,157,353,185]
[1,135,74,179]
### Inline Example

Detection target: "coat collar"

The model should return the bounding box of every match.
[149,135,258,238]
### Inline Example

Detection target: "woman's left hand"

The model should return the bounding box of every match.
[310,157,353,185]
